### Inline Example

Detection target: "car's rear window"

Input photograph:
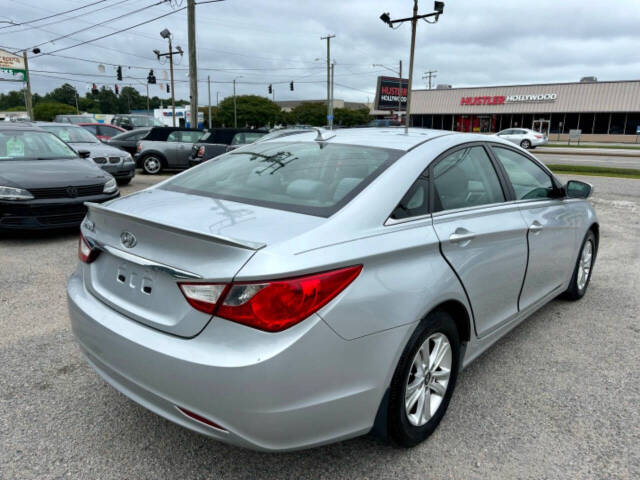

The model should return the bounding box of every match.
[162,141,402,217]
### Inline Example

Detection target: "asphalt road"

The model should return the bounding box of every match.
[1,173,639,479]
[536,152,640,169]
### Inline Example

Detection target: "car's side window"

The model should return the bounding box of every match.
[167,131,182,142]
[431,146,505,213]
[390,176,429,220]
[492,146,554,200]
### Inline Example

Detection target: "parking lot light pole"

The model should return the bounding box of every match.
[380,1,444,133]
[154,29,182,127]
[232,76,242,128]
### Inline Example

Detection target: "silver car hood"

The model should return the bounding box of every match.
[98,187,325,248]
[68,142,126,157]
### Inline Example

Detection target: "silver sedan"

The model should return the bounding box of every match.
[495,128,548,149]
[67,128,598,451]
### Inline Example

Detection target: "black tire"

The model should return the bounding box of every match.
[563,230,597,300]
[388,310,460,447]
[116,178,131,186]
[520,139,531,149]
[141,154,164,175]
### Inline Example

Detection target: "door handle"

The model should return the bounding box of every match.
[449,228,475,245]
[529,221,543,234]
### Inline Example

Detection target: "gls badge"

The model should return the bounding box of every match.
[120,231,137,249]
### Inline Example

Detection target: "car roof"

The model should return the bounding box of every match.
[0,122,43,132]
[34,121,83,127]
[257,127,489,152]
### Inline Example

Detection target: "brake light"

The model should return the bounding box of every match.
[535,134,543,139]
[178,265,362,332]
[136,143,142,153]
[78,233,99,263]
[197,146,205,157]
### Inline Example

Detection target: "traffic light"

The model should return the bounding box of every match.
[116,66,122,81]
[91,83,99,94]
[166,83,170,93]
[290,81,294,91]
[115,84,119,95]
[268,84,272,94]
[147,69,156,84]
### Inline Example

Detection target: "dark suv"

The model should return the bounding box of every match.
[188,128,268,168]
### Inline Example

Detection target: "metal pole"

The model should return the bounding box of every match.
[330,63,334,126]
[187,0,198,129]
[75,91,79,114]
[233,79,237,128]
[405,0,418,133]
[22,51,33,120]
[146,83,150,114]
[168,36,176,127]
[321,34,335,129]
[207,75,212,129]
[398,60,402,121]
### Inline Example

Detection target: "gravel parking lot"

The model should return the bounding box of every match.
[1,172,639,479]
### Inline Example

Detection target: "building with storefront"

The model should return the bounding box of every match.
[410,79,640,142]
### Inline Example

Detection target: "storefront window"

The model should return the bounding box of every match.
[624,113,640,135]
[593,113,610,134]
[579,113,595,134]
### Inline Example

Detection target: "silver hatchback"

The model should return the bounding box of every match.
[67,128,598,451]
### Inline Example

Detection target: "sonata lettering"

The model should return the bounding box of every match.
[460,93,557,106]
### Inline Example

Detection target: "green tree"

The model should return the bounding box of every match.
[44,83,78,107]
[216,95,280,128]
[33,102,77,121]
[290,102,327,126]
[6,105,26,111]
[334,107,372,127]
[0,89,28,110]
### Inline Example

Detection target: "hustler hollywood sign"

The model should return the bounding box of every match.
[460,93,557,106]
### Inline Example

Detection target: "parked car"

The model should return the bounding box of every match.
[135,127,204,174]
[188,128,268,168]
[68,128,598,451]
[112,114,164,130]
[54,114,96,124]
[366,118,403,127]
[105,128,151,156]
[0,123,118,230]
[78,123,126,141]
[37,122,136,185]
[495,128,548,149]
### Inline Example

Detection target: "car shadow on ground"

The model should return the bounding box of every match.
[0,227,78,242]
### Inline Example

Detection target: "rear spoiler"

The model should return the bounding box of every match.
[85,202,266,251]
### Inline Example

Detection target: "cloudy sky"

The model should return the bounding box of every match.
[1,0,639,106]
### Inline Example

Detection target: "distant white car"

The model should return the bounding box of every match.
[495,128,548,149]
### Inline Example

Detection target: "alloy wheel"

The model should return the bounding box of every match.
[576,239,593,291]
[405,332,452,427]
[144,156,161,174]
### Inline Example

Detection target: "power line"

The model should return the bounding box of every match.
[38,5,187,55]
[25,1,170,51]
[0,0,113,30]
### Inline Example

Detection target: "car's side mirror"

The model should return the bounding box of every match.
[77,149,91,159]
[566,180,592,199]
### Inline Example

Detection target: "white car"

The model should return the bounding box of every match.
[495,128,548,149]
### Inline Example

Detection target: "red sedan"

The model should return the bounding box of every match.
[78,123,126,141]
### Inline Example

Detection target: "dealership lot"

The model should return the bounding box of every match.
[1,173,639,479]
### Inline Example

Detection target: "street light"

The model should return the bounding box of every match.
[155,29,181,126]
[379,1,444,133]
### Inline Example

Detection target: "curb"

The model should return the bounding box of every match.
[536,148,640,158]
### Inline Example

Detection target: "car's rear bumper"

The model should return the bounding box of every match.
[531,136,548,146]
[67,271,410,451]
[0,193,118,230]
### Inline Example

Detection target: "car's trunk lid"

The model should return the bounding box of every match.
[81,189,324,337]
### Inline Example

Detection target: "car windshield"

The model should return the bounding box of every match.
[43,125,100,144]
[0,130,78,160]
[162,141,402,217]
[65,116,95,124]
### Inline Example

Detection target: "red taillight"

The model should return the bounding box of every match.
[178,265,362,332]
[136,143,142,152]
[176,406,227,431]
[178,283,228,314]
[78,233,99,263]
[535,134,543,139]
[197,146,205,157]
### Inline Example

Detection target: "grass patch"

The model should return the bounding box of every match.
[547,164,640,179]
[545,143,640,150]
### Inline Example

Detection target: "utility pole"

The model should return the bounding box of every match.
[423,70,438,89]
[146,83,150,114]
[22,51,33,120]
[399,60,403,120]
[321,34,335,129]
[207,75,212,129]
[74,90,80,114]
[187,0,198,128]
[330,62,334,124]
[233,78,237,128]
[379,1,444,133]
[154,30,182,127]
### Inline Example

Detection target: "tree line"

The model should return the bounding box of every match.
[1,83,372,127]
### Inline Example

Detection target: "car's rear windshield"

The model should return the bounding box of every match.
[162,141,403,217]
[42,125,100,144]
